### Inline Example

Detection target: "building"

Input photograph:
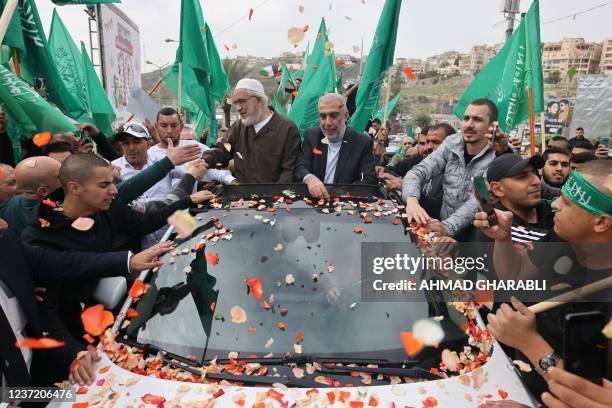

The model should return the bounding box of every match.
[395,58,425,74]
[600,38,612,75]
[542,38,602,81]
[425,50,461,73]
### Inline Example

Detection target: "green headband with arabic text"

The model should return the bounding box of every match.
[562,170,612,216]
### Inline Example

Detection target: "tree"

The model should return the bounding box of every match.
[546,70,561,84]
[439,61,450,69]
[390,67,403,97]
[222,58,251,127]
[413,111,431,128]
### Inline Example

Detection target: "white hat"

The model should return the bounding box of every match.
[115,122,150,140]
[235,78,266,98]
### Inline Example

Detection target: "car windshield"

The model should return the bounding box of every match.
[123,185,471,364]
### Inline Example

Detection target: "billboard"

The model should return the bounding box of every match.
[98,4,141,126]
[571,75,612,141]
[534,95,571,136]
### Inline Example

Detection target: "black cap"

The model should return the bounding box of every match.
[486,153,544,182]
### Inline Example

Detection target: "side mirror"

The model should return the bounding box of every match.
[93,277,127,310]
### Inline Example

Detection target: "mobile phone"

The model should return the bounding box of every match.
[490,124,497,145]
[601,136,610,149]
[563,311,607,384]
[473,176,498,226]
[80,129,93,144]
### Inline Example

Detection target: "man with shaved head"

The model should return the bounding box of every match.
[0,164,17,205]
[0,156,61,235]
[294,93,377,199]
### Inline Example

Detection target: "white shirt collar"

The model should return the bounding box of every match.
[253,112,274,133]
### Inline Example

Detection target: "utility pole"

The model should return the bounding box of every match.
[502,0,521,41]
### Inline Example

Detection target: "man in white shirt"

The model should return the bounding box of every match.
[111,122,202,208]
[150,107,237,186]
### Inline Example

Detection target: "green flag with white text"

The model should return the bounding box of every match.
[81,42,115,136]
[0,64,77,136]
[289,18,337,136]
[49,9,88,111]
[349,0,402,132]
[17,0,90,123]
[273,64,295,116]
[453,0,543,132]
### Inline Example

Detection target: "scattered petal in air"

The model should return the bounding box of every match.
[224,44,230,51]
[325,41,334,50]
[206,252,220,266]
[39,218,50,228]
[353,227,363,234]
[274,243,283,252]
[71,217,95,232]
[296,330,305,342]
[288,27,305,45]
[248,8,254,20]
[294,343,302,354]
[81,304,114,336]
[128,279,145,299]
[245,277,263,301]
[412,318,444,346]
[15,337,65,349]
[302,24,309,33]
[127,308,138,318]
[298,4,304,13]
[344,16,352,21]
[265,337,274,348]
[441,349,460,371]
[352,45,360,53]
[312,148,323,155]
[33,132,52,147]
[403,66,416,81]
[400,332,423,356]
[231,306,247,324]
[167,210,197,239]
[324,50,332,57]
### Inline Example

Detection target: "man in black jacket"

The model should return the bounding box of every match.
[295,93,377,199]
[21,153,212,381]
[0,218,171,389]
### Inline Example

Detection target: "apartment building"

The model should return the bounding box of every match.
[542,38,602,80]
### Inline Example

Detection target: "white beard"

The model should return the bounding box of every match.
[242,106,263,127]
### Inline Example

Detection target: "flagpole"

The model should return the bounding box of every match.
[0,0,18,45]
[528,87,536,156]
[383,70,392,123]
[178,62,183,114]
[540,111,546,154]
[12,48,20,78]
[359,37,364,75]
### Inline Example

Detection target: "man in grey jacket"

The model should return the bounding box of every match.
[403,98,509,238]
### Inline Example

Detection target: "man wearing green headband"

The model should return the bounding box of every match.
[474,159,611,405]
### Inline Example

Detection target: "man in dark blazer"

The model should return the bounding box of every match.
[295,93,377,199]
[0,218,171,389]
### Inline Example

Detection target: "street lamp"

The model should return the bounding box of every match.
[145,60,169,105]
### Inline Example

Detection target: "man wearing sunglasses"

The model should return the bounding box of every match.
[294,93,377,199]
[202,78,302,183]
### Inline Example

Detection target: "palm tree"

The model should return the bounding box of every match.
[222,58,251,127]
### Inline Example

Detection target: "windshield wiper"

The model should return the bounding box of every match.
[204,372,321,387]
[319,364,441,381]
[210,355,391,366]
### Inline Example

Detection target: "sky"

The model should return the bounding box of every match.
[33,0,612,73]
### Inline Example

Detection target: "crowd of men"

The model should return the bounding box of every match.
[0,77,610,407]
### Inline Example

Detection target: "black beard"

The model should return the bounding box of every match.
[543,174,565,188]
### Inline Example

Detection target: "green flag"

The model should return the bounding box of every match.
[453,0,543,133]
[51,1,120,5]
[288,18,337,136]
[81,42,115,136]
[176,0,210,75]
[49,9,88,112]
[375,93,401,121]
[16,0,90,123]
[349,0,402,132]
[204,23,229,102]
[0,64,77,136]
[193,109,207,141]
[0,0,26,57]
[162,63,201,114]
[273,64,295,115]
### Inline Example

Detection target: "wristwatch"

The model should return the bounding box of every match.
[535,351,560,375]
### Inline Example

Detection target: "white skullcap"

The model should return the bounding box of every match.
[235,78,266,97]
